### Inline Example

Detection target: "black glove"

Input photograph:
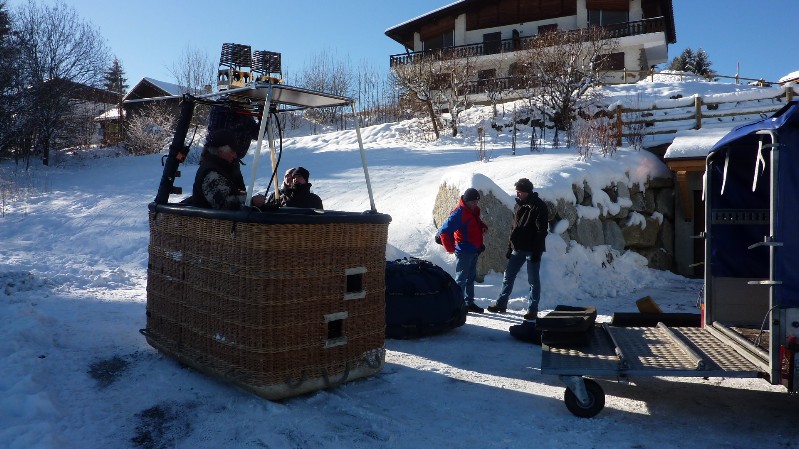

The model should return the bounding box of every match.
[505,248,512,259]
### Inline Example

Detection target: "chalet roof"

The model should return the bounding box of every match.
[122,77,185,103]
[385,0,675,49]
[42,78,119,104]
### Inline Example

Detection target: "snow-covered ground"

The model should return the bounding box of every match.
[2,77,798,449]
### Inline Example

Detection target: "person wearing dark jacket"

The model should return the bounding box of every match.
[487,178,548,322]
[265,167,296,206]
[268,166,323,209]
[438,187,488,314]
[190,128,265,210]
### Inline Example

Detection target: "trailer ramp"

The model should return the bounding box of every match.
[541,323,766,417]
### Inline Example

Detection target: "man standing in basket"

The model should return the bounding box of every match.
[438,187,488,314]
[487,178,548,323]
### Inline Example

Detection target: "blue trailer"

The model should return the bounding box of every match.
[542,101,799,418]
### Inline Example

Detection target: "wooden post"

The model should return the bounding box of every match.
[615,105,623,147]
[787,85,795,102]
[694,96,703,129]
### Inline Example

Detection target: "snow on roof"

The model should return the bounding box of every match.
[143,77,184,96]
[385,1,464,34]
[779,70,799,83]
[663,126,736,160]
[94,107,123,121]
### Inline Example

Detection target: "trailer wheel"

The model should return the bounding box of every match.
[564,378,605,418]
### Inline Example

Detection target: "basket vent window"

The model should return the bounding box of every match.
[324,312,348,348]
[344,267,367,300]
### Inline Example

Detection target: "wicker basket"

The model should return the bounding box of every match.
[144,203,391,399]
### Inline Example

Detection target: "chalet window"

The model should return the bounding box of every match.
[538,24,558,34]
[598,52,626,71]
[588,9,629,26]
[483,32,501,55]
[424,30,454,51]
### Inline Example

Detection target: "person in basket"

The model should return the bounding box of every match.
[267,166,324,209]
[189,128,266,210]
[437,187,488,314]
[487,178,548,322]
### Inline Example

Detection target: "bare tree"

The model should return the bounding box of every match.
[0,0,22,162]
[390,53,442,139]
[436,50,476,137]
[12,0,109,165]
[300,50,353,132]
[517,27,619,133]
[168,45,215,94]
[124,102,176,156]
[168,45,215,127]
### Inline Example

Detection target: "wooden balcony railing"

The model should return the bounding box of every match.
[389,17,666,67]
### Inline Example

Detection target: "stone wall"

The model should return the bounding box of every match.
[433,176,676,279]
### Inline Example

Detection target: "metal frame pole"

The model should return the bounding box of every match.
[351,102,377,212]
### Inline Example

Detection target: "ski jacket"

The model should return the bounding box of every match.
[267,182,324,209]
[438,197,488,254]
[190,153,246,210]
[508,192,548,257]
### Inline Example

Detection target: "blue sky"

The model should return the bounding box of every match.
[6,0,798,88]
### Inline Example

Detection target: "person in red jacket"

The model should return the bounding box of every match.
[438,188,488,314]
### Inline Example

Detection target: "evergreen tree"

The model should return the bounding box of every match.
[668,48,694,72]
[692,48,715,77]
[669,47,715,77]
[103,56,128,94]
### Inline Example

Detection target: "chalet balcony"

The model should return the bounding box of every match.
[389,16,667,67]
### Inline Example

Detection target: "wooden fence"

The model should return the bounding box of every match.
[612,83,797,144]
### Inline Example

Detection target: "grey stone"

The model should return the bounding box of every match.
[647,176,674,189]
[643,189,656,213]
[602,220,625,251]
[622,216,660,248]
[655,188,675,220]
[603,183,618,203]
[633,247,674,271]
[555,198,578,227]
[573,217,604,248]
[630,191,646,212]
[572,183,584,204]
[581,180,593,206]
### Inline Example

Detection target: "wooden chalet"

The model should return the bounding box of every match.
[386,0,676,98]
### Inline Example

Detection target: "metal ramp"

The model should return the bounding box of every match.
[541,323,767,417]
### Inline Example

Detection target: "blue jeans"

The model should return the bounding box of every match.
[495,250,541,315]
[454,251,479,306]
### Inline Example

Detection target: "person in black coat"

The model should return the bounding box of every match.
[267,166,323,209]
[487,178,548,322]
[189,128,266,210]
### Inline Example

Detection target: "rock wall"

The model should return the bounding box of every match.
[433,177,675,279]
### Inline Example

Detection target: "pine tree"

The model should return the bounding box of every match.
[103,57,128,94]
[693,48,715,77]
[669,47,715,77]
[668,48,694,72]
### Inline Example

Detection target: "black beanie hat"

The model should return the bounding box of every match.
[463,188,480,202]
[294,166,310,181]
[206,106,260,158]
[514,178,534,193]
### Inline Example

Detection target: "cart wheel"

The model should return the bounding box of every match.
[564,378,605,418]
